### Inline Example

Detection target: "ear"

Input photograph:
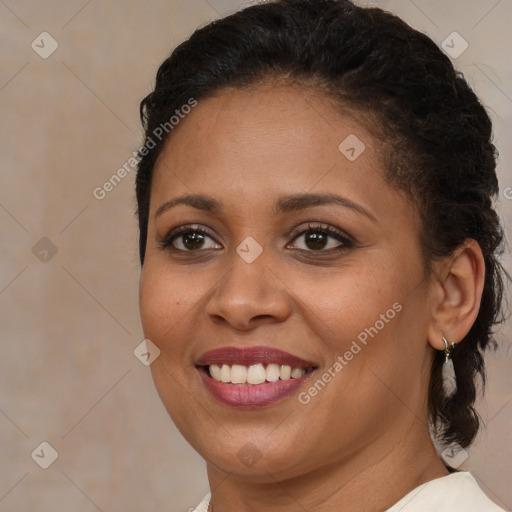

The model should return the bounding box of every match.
[427,239,486,350]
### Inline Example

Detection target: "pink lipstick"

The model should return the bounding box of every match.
[196,346,317,407]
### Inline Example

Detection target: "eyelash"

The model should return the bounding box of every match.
[159,223,354,253]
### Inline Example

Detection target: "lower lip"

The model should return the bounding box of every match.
[198,367,313,407]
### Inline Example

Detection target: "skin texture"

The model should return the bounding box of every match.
[138,84,485,512]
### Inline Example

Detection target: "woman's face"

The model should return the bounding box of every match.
[139,84,435,481]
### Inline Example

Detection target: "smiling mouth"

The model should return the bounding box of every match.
[202,363,316,385]
[197,363,317,407]
[195,346,318,406]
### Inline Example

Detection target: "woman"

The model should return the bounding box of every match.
[135,0,509,510]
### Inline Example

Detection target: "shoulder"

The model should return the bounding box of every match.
[193,473,507,512]
[192,492,211,512]
[386,471,507,512]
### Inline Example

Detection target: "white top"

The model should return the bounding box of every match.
[192,471,507,511]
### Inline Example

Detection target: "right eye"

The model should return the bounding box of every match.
[160,225,222,252]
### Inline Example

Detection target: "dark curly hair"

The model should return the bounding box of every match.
[135,0,508,452]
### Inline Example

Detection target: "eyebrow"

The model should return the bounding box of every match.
[154,192,376,222]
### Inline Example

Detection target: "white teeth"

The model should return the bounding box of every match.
[247,364,267,384]
[280,365,292,380]
[208,363,309,384]
[291,367,306,379]
[220,364,231,382]
[266,363,280,382]
[210,364,222,381]
[230,364,247,384]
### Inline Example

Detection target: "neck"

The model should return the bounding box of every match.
[205,418,449,512]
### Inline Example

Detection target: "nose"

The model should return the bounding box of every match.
[205,256,292,331]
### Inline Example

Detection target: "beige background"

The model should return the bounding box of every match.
[0,0,511,511]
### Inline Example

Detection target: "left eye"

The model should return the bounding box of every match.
[288,226,352,251]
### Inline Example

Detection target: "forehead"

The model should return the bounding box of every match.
[147,86,425,242]
[151,84,387,198]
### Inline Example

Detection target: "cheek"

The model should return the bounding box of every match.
[296,253,427,394]
[295,260,403,344]
[139,264,190,350]
[139,265,200,426]
[139,260,220,374]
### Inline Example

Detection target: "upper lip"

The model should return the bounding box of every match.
[195,346,317,369]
